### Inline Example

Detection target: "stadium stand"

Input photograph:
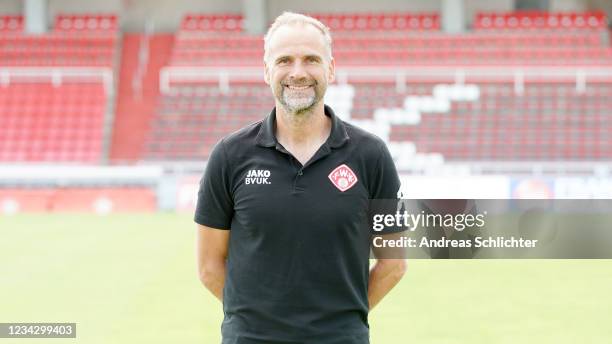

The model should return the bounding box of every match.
[147,11,612,162]
[109,33,174,162]
[2,10,610,163]
[169,10,610,67]
[310,12,441,31]
[0,82,106,162]
[0,14,118,163]
[0,14,118,67]
[180,13,244,32]
[386,82,612,160]
[2,7,612,213]
[0,15,24,32]
[54,14,119,32]
[474,10,608,30]
[176,13,442,33]
[145,83,273,160]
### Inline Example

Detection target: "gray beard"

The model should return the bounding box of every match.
[280,92,317,114]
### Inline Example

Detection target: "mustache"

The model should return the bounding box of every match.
[282,79,316,87]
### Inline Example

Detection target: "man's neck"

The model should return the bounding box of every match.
[275,102,332,164]
[275,102,331,147]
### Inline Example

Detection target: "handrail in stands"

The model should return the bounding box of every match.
[159,65,612,95]
[0,67,114,96]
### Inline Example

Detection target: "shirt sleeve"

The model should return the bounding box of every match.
[369,142,403,234]
[369,141,401,200]
[194,139,234,229]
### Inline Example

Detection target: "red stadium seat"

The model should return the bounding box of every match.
[475,10,608,31]
[143,80,612,161]
[385,82,612,160]
[168,11,610,67]
[180,13,243,32]
[0,13,118,67]
[0,83,107,163]
[54,14,118,32]
[0,15,23,32]
[309,12,440,32]
[155,12,612,161]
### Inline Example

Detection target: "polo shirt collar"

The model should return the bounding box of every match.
[256,104,350,149]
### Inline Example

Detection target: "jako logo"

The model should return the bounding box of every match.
[328,164,358,192]
[245,169,271,185]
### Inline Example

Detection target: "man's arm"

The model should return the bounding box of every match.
[196,224,230,302]
[368,232,407,310]
[368,259,406,310]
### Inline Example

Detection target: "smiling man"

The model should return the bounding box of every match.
[195,12,406,344]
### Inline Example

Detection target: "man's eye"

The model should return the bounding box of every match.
[306,57,319,63]
[277,58,289,65]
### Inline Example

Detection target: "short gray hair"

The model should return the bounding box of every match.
[263,12,333,63]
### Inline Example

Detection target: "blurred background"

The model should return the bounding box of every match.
[1,0,612,211]
[1,1,612,343]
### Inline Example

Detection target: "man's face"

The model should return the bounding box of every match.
[264,24,335,114]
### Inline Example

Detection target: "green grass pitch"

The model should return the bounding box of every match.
[1,213,611,343]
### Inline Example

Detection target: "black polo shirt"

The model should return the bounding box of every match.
[195,105,401,344]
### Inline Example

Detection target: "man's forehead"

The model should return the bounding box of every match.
[267,23,327,54]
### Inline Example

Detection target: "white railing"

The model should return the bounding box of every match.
[0,67,114,96]
[160,65,612,94]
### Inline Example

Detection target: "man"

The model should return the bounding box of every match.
[195,12,406,344]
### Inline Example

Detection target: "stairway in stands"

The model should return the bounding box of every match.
[109,33,173,162]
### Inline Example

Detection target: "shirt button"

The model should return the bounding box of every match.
[298,171,303,176]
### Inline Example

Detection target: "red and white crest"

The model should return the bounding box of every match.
[328,164,358,192]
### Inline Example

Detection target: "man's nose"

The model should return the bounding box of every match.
[288,60,308,80]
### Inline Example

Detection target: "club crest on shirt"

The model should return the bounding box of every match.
[328,164,358,192]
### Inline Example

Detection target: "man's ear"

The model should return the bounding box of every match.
[328,57,336,83]
[263,61,270,85]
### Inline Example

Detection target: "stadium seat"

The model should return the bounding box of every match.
[54,14,119,32]
[153,12,612,162]
[143,84,272,160]
[0,15,24,32]
[474,11,608,31]
[0,83,107,163]
[0,13,118,67]
[168,11,611,67]
[180,13,243,32]
[145,81,611,161]
[385,82,612,160]
[310,12,440,31]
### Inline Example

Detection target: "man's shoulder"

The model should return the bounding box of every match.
[218,120,264,151]
[342,120,387,153]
